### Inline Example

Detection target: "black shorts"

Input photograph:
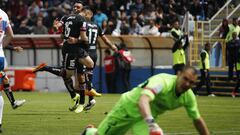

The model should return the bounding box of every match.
[62,43,89,70]
[76,52,98,73]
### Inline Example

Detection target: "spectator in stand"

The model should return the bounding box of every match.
[130,0,144,14]
[15,20,31,34]
[176,0,189,16]
[129,19,142,35]
[28,1,40,18]
[143,0,155,14]
[103,0,116,17]
[43,9,59,29]
[17,0,28,20]
[155,7,170,33]
[32,18,48,34]
[167,8,179,25]
[27,6,38,27]
[104,49,116,93]
[128,10,144,27]
[6,10,19,32]
[195,42,215,96]
[189,0,202,20]
[91,0,105,13]
[102,20,113,35]
[163,0,177,15]
[39,1,50,18]
[119,18,130,35]
[170,20,183,41]
[142,19,160,36]
[214,19,229,67]
[219,19,229,39]
[93,7,108,28]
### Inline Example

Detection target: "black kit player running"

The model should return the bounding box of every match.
[76,21,104,110]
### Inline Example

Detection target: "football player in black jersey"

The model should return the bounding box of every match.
[33,1,98,111]
[74,7,118,112]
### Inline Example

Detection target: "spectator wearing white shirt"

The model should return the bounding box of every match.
[142,19,160,36]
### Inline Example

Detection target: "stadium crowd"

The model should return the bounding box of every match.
[0,0,228,35]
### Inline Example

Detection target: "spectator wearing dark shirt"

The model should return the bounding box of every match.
[189,0,202,19]
[16,20,31,34]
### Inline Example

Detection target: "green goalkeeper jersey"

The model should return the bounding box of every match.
[122,73,200,120]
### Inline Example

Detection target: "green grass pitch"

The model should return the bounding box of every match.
[2,92,240,135]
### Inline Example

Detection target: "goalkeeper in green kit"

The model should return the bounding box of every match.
[81,66,210,135]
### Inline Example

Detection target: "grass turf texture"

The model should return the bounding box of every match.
[2,92,240,135]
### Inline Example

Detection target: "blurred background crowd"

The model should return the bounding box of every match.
[0,0,232,35]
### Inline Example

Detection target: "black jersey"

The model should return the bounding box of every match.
[86,21,104,53]
[60,14,87,40]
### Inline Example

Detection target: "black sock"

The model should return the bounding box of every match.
[86,69,94,103]
[79,83,85,105]
[63,78,76,99]
[3,84,15,105]
[86,68,93,90]
[89,96,94,103]
[44,66,62,76]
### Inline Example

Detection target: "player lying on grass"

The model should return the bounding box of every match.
[80,66,210,135]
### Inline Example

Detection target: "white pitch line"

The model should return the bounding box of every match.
[165,130,240,135]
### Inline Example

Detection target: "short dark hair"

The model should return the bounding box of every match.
[75,0,84,5]
[182,66,198,75]
[83,6,91,10]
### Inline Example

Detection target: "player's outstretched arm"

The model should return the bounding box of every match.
[138,94,163,135]
[101,35,118,52]
[193,118,210,135]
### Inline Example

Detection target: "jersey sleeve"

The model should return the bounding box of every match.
[140,75,164,100]
[184,91,201,120]
[77,15,87,31]
[59,16,67,25]
[2,11,11,32]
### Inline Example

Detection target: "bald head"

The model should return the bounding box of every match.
[176,66,198,94]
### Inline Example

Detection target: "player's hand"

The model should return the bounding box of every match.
[148,123,164,135]
[53,19,60,26]
[67,37,78,44]
[112,45,118,52]
[13,46,23,53]
[145,117,164,135]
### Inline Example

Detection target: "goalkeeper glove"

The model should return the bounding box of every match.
[145,117,164,135]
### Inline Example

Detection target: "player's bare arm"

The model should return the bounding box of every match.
[101,35,118,52]
[193,118,210,135]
